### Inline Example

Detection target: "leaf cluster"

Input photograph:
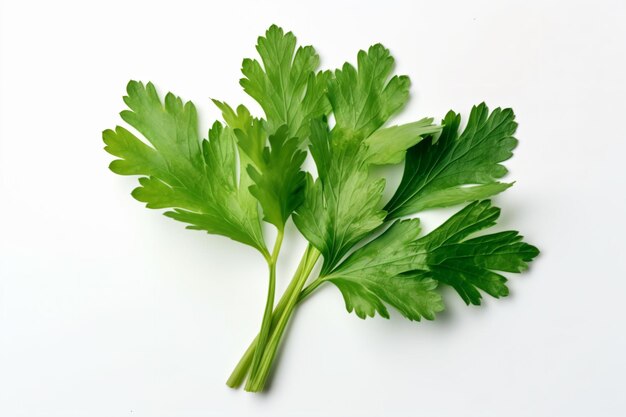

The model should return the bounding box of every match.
[104,24,539,391]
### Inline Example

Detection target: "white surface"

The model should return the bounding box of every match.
[1,0,625,416]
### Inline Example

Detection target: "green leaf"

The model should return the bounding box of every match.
[326,219,443,320]
[324,200,538,318]
[240,24,331,139]
[294,44,413,272]
[331,271,442,320]
[246,126,306,229]
[211,101,266,168]
[417,200,540,305]
[103,81,266,252]
[363,118,441,165]
[216,26,324,228]
[293,158,387,273]
[329,44,410,140]
[293,121,386,273]
[385,103,518,219]
[329,219,425,279]
[213,101,306,229]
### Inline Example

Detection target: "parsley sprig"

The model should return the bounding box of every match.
[104,25,539,392]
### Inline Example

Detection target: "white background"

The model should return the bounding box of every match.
[1,0,625,416]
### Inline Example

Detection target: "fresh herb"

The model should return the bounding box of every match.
[104,25,539,392]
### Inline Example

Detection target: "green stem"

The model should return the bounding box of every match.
[245,245,321,392]
[246,230,284,387]
[226,246,309,388]
[298,276,326,302]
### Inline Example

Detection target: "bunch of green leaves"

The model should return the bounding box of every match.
[103,25,539,392]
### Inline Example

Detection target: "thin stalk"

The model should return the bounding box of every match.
[246,229,284,386]
[226,245,325,391]
[226,248,309,388]
[298,275,326,302]
[245,245,321,392]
